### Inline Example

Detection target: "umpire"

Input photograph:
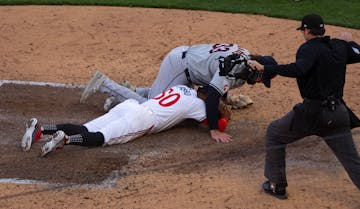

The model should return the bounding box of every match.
[249,13,360,199]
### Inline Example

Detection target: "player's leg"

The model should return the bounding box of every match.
[40,101,129,156]
[42,99,154,156]
[148,46,189,99]
[87,99,152,145]
[41,107,122,157]
[103,81,146,111]
[21,118,87,151]
[100,101,154,145]
[134,87,150,98]
[41,130,105,157]
[55,124,88,135]
[80,71,108,103]
[104,87,150,111]
[101,78,147,103]
[102,79,150,112]
[80,71,146,104]
[85,99,133,133]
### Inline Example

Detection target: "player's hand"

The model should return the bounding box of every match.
[210,130,232,143]
[247,60,264,71]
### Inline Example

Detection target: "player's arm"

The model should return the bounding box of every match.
[205,86,232,143]
[196,86,231,131]
[205,86,221,130]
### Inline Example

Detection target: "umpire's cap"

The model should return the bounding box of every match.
[297,13,324,30]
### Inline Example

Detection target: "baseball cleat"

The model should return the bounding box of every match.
[41,130,68,157]
[21,118,43,151]
[80,70,108,103]
[103,96,116,112]
[262,181,288,200]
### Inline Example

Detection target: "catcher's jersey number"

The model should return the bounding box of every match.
[209,44,233,53]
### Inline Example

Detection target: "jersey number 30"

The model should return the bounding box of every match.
[153,88,180,107]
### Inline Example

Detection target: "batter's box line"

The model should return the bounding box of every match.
[0,170,120,193]
[0,175,119,201]
[0,79,85,89]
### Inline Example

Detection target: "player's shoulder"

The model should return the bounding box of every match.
[172,85,196,96]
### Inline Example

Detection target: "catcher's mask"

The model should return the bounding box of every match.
[218,54,249,80]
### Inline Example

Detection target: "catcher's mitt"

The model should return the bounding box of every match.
[226,94,253,109]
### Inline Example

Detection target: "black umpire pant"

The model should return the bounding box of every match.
[264,103,360,189]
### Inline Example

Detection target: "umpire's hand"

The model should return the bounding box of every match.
[248,60,264,71]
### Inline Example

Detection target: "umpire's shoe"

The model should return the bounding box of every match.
[21,118,42,151]
[262,180,288,199]
[80,70,108,103]
[41,130,68,157]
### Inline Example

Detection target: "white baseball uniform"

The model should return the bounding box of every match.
[98,43,250,104]
[84,85,206,145]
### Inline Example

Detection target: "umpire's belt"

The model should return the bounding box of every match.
[303,97,342,106]
[304,97,342,111]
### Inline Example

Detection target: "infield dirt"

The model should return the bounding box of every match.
[0,6,359,209]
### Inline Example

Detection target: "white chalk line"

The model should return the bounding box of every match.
[0,170,120,189]
[0,80,85,88]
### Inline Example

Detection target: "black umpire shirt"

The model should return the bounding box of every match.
[263,36,360,100]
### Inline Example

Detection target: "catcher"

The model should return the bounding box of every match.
[21,85,232,156]
[80,43,277,143]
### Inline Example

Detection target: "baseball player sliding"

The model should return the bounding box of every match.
[80,43,277,143]
[21,85,231,157]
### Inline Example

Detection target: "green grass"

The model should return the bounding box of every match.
[1,0,359,29]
